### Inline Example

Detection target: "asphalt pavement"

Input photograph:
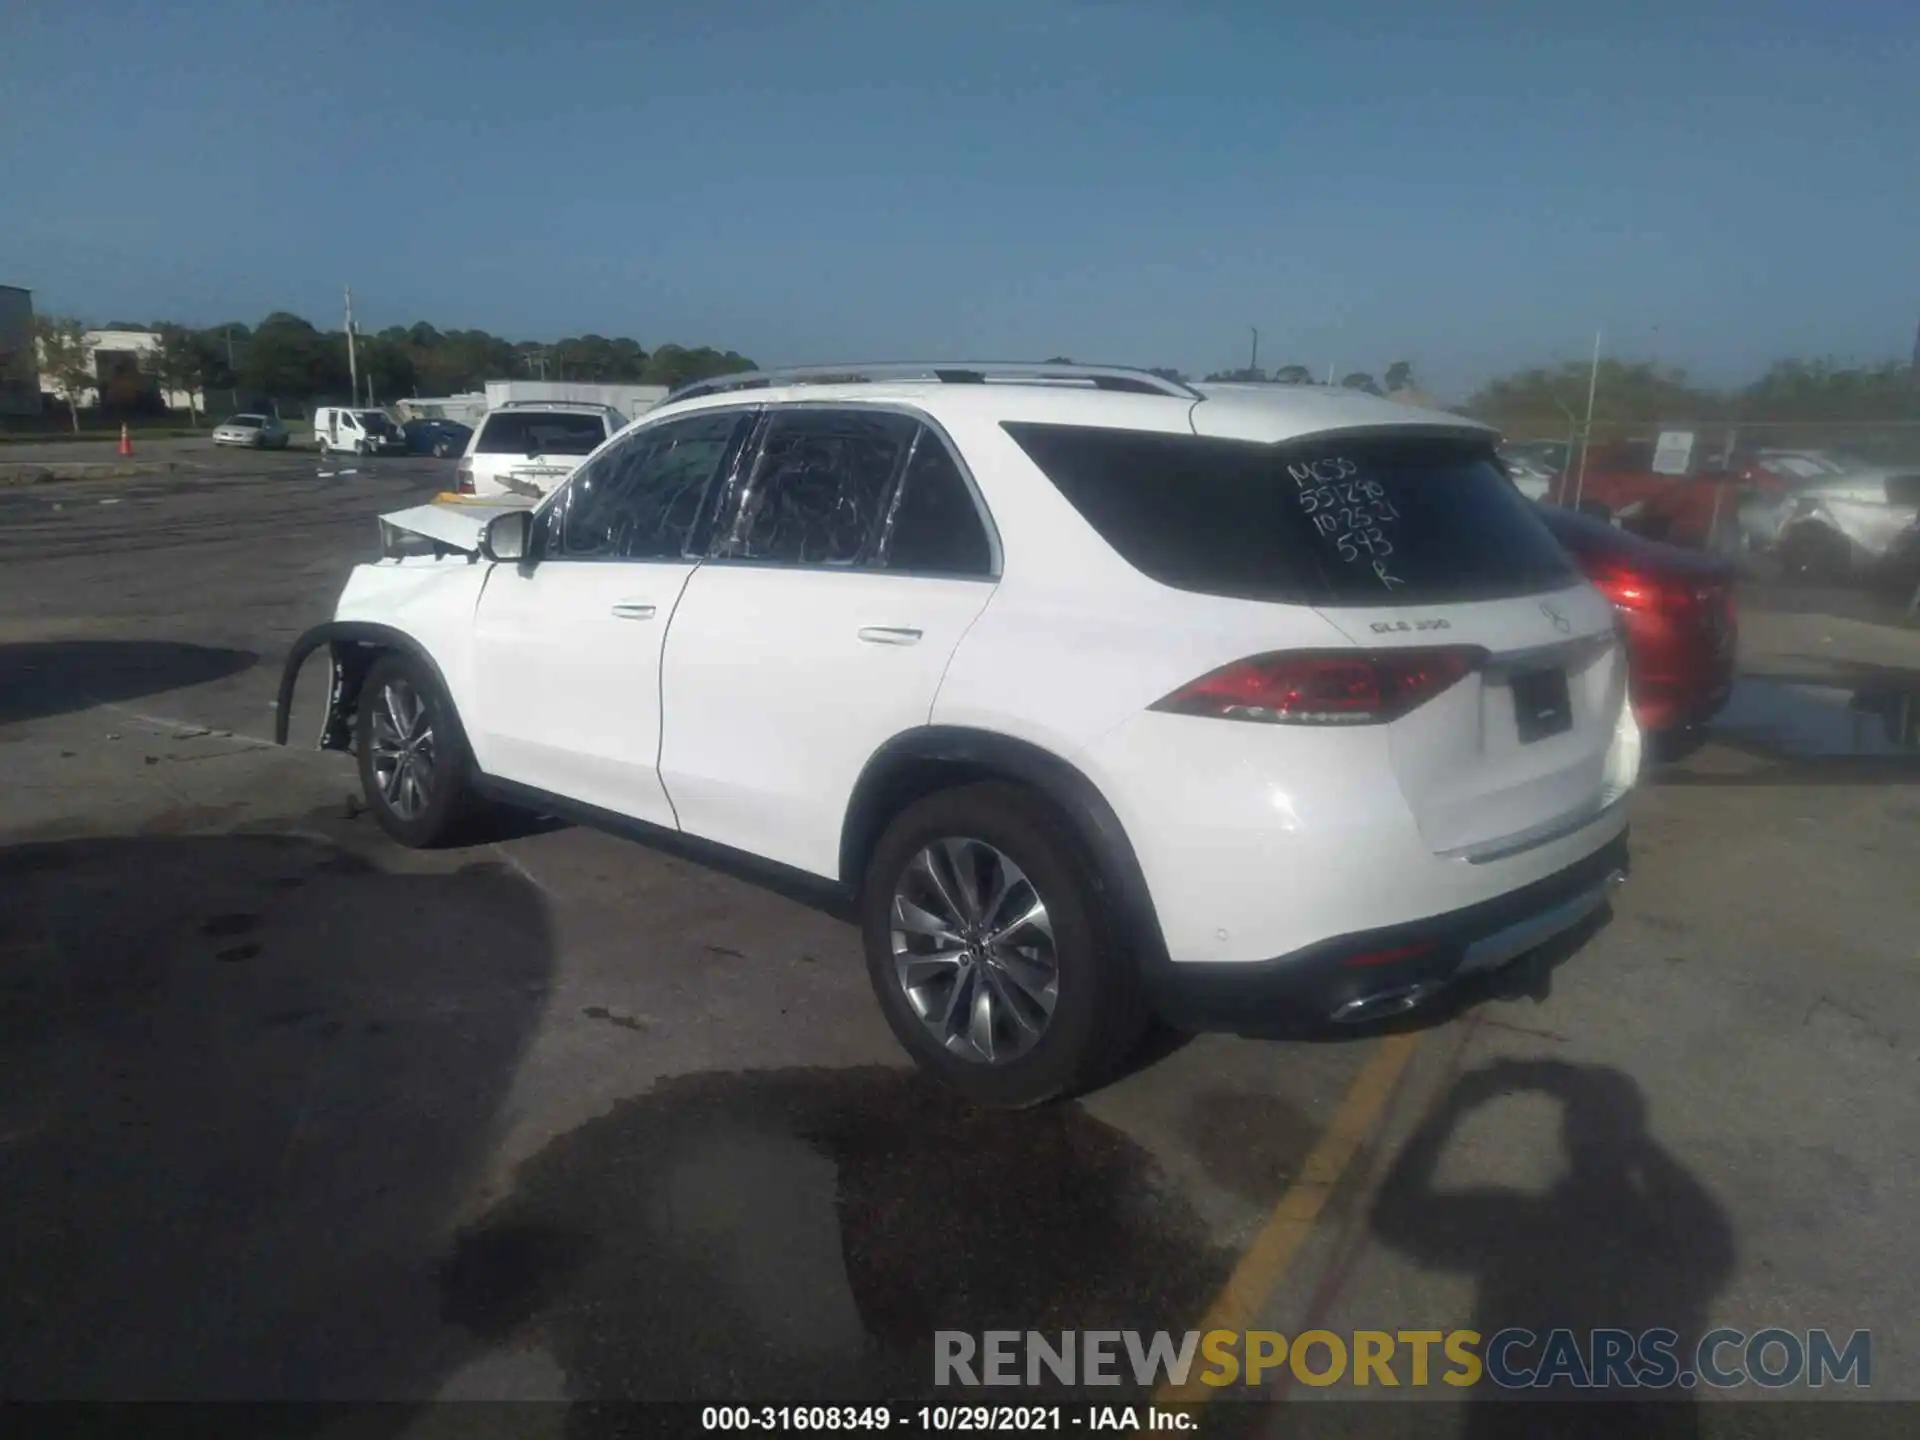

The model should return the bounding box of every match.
[1,452,1915,1428]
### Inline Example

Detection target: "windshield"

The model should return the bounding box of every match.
[355,412,397,435]
[226,416,263,428]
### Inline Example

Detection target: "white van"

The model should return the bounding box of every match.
[314,407,407,457]
[453,401,628,498]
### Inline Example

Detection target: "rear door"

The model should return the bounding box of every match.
[658,407,999,876]
[470,409,756,823]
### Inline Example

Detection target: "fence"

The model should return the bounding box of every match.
[1495,418,1920,472]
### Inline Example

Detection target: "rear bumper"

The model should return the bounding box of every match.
[1625,621,1737,733]
[1145,833,1629,1033]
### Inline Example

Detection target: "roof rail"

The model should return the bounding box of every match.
[663,362,1203,405]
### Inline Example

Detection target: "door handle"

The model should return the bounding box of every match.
[611,602,657,621]
[857,626,923,646]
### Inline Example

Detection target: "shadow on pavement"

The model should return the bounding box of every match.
[0,639,258,725]
[1369,1059,1735,1438]
[0,832,554,1411]
[1659,661,1920,786]
[437,1066,1236,1419]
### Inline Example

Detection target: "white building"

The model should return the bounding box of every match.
[483,378,669,417]
[33,327,204,414]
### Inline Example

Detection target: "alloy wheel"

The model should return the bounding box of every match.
[368,678,436,820]
[889,836,1058,1065]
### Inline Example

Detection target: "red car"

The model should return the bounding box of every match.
[1536,504,1738,734]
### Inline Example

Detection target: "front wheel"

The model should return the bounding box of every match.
[860,782,1146,1108]
[355,652,473,848]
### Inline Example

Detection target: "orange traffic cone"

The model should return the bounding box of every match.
[118,423,133,457]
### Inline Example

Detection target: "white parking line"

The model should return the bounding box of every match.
[97,701,277,749]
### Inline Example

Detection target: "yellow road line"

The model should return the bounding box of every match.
[1154,1031,1422,1407]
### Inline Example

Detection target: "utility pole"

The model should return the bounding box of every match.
[225,326,237,410]
[344,285,360,410]
[1571,330,1602,508]
[1249,327,1259,376]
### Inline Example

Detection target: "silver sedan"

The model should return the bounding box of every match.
[212,414,290,449]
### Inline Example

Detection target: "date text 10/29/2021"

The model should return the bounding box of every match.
[701,1407,1190,1432]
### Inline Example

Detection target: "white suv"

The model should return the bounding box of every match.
[455,401,629,499]
[278,364,1638,1106]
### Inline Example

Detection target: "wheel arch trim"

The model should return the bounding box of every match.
[838,726,1171,971]
[273,620,465,752]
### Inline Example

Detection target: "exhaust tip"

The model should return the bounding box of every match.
[1330,982,1443,1025]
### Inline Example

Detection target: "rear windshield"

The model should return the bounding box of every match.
[1002,424,1579,606]
[477,411,607,456]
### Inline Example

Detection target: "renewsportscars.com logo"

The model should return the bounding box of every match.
[934,1328,1872,1392]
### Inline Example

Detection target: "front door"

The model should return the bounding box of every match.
[471,409,756,825]
[660,407,999,877]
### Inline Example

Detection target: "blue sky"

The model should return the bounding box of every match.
[3,0,1916,397]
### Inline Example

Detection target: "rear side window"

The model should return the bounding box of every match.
[882,427,994,576]
[477,411,608,456]
[724,409,918,565]
[1003,424,1578,606]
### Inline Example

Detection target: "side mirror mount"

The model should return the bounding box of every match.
[480,509,531,563]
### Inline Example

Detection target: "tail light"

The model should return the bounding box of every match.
[1591,567,1713,616]
[455,457,475,495]
[1150,647,1487,726]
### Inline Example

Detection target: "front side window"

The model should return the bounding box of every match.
[548,410,752,560]
[721,409,918,566]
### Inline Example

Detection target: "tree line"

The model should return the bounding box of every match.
[29,311,757,430]
[1461,356,1920,426]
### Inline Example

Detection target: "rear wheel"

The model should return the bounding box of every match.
[1779,523,1852,584]
[860,782,1146,1108]
[355,652,473,848]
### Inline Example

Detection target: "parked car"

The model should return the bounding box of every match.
[454,401,629,498]
[1550,440,1751,548]
[314,407,407,457]
[211,413,290,449]
[402,417,473,458]
[1536,504,1736,735]
[1750,468,1920,582]
[1496,447,1556,501]
[1503,439,1572,477]
[277,363,1638,1105]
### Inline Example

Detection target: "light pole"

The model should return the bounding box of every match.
[1249,327,1259,376]
[1571,330,1602,508]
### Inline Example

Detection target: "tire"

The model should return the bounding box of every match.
[317,439,330,458]
[859,781,1147,1108]
[1778,524,1852,585]
[355,652,473,848]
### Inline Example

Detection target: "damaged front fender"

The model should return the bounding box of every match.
[274,621,462,753]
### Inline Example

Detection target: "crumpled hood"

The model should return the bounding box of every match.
[377,496,537,555]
